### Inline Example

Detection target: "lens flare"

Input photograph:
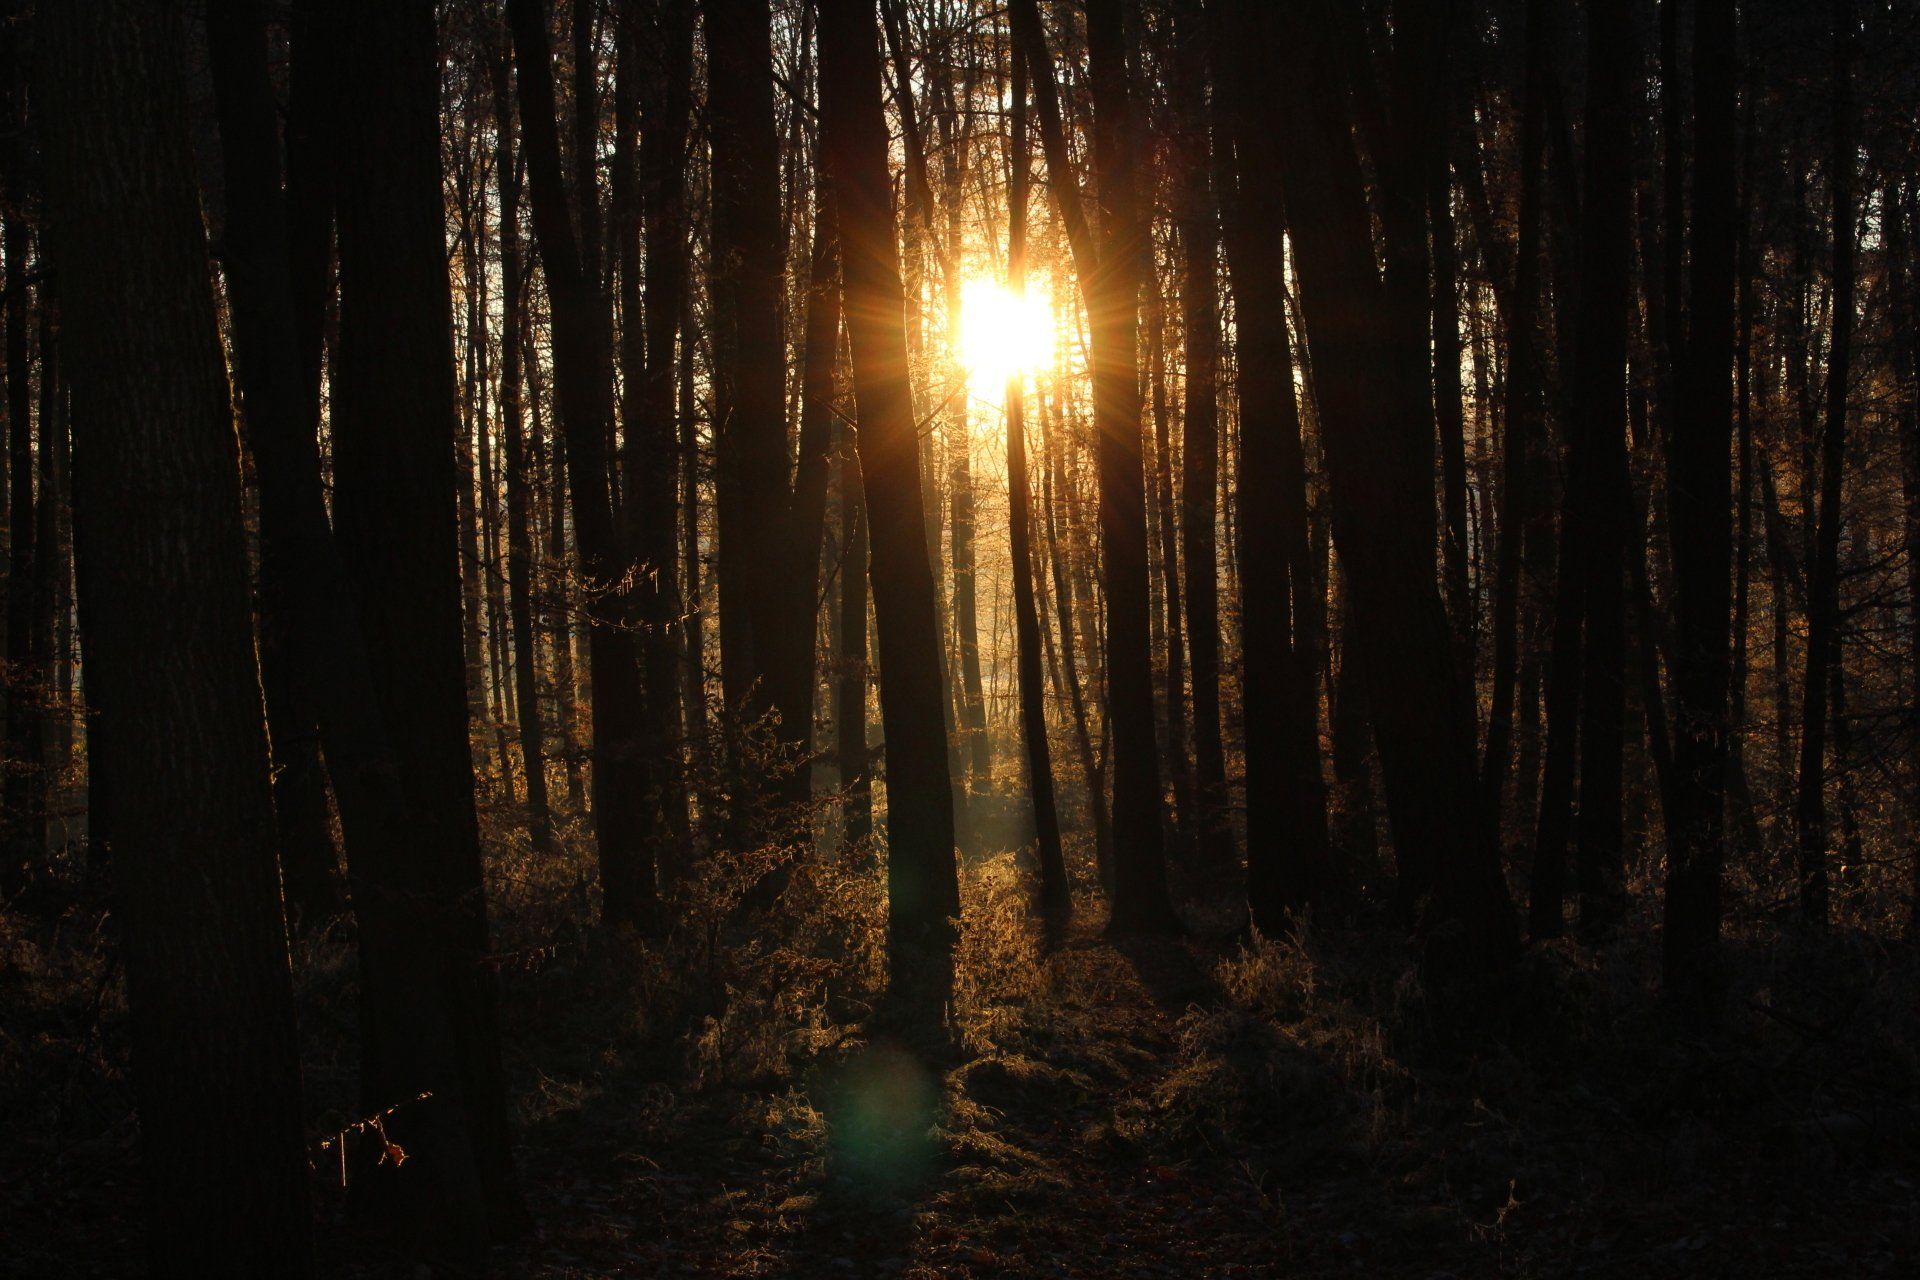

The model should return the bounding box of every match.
[958,276,1053,388]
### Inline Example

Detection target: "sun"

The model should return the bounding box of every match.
[957,276,1054,389]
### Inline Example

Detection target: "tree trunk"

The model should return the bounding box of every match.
[837,432,873,848]
[1011,0,1176,932]
[1217,0,1332,926]
[39,2,313,1268]
[1794,0,1852,928]
[1,43,40,893]
[1174,4,1230,867]
[206,0,356,920]
[1479,0,1551,856]
[1006,46,1068,934]
[1890,177,1920,939]
[1271,1,1516,977]
[1663,0,1739,996]
[1571,0,1635,930]
[708,0,814,804]
[818,0,960,1029]
[490,47,552,852]
[633,0,695,859]
[510,0,657,930]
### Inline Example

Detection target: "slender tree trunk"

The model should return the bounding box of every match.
[1429,24,1471,657]
[511,0,656,930]
[39,2,313,1269]
[1,56,39,892]
[708,0,814,804]
[1174,4,1230,867]
[837,431,873,847]
[1042,371,1114,882]
[1272,1,1516,975]
[1006,48,1067,933]
[1217,0,1333,925]
[1889,178,1920,938]
[1664,0,1739,996]
[206,0,352,920]
[1012,0,1175,932]
[630,0,696,862]
[333,0,527,1247]
[1794,0,1852,928]
[491,49,552,852]
[1479,0,1551,853]
[1571,0,1635,930]
[819,0,960,1028]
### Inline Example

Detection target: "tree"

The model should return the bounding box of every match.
[1269,0,1515,977]
[1793,0,1854,928]
[333,0,523,1248]
[1,0,40,896]
[489,38,552,853]
[708,0,826,812]
[1005,39,1069,935]
[1012,0,1178,933]
[1662,0,1738,997]
[37,1,313,1269]
[1171,1,1231,867]
[628,0,697,862]
[1531,0,1634,935]
[818,0,961,1028]
[510,0,657,930]
[1216,0,1332,925]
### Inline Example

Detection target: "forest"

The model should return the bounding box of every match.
[2,0,1918,1274]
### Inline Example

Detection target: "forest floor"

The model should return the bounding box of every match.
[4,808,1919,1277]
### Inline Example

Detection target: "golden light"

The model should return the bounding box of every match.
[957,276,1053,389]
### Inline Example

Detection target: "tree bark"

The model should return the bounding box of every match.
[490,46,552,852]
[1173,3,1230,867]
[332,0,525,1245]
[818,0,960,1029]
[511,0,657,930]
[1217,0,1332,926]
[1663,0,1739,997]
[38,2,314,1269]
[1011,0,1176,932]
[1571,0,1635,930]
[1271,0,1515,977]
[1006,45,1068,935]
[1794,0,1853,928]
[1479,0,1551,855]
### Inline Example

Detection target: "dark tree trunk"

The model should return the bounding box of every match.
[1042,373,1115,881]
[1663,0,1739,996]
[708,0,814,802]
[1890,178,1920,938]
[837,433,873,848]
[1429,20,1471,657]
[1479,0,1551,854]
[1570,0,1635,930]
[333,0,524,1247]
[1271,2,1516,977]
[1006,46,1068,934]
[1174,3,1230,867]
[1794,0,1852,928]
[38,2,313,1270]
[206,0,352,921]
[1145,270,1191,837]
[1217,0,1332,926]
[1012,0,1176,932]
[634,0,696,859]
[511,0,657,931]
[818,0,960,1029]
[2,21,40,892]
[490,48,552,852]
